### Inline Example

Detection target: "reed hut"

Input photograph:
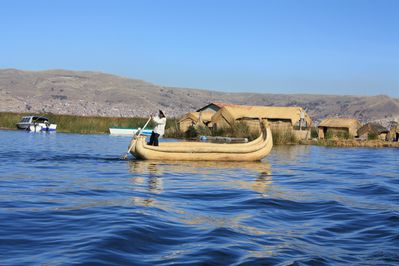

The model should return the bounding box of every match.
[318,118,361,139]
[387,122,399,142]
[211,105,312,139]
[357,123,389,140]
[178,111,214,132]
[178,102,242,132]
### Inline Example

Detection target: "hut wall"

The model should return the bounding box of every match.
[293,130,310,140]
[379,133,387,141]
[179,119,194,132]
[318,128,325,139]
[318,126,353,139]
[388,126,399,141]
[237,118,310,140]
[238,118,262,132]
[358,132,387,141]
[327,128,350,138]
[269,121,296,138]
[269,120,292,129]
[357,132,368,140]
[348,127,358,137]
[237,118,296,134]
[211,118,230,130]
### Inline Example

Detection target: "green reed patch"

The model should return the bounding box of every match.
[271,127,298,145]
[0,112,166,134]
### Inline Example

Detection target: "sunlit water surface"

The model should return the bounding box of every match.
[0,130,398,265]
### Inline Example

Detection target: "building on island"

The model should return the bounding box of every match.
[318,118,361,139]
[357,123,389,140]
[179,103,312,140]
[178,111,214,132]
[387,121,399,142]
[211,105,311,130]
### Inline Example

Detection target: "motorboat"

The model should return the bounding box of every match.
[16,116,57,132]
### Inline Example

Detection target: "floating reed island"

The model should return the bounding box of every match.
[177,102,399,147]
[1,103,398,148]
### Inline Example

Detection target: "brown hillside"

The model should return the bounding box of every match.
[1,69,398,124]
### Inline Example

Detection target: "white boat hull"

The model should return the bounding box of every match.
[109,128,153,136]
[29,123,57,132]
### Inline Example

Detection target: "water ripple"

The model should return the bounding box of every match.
[0,131,398,265]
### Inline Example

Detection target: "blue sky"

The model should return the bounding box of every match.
[1,0,398,96]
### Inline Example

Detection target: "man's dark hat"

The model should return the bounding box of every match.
[159,110,165,117]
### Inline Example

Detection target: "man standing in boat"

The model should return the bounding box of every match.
[148,110,166,146]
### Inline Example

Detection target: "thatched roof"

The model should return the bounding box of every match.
[318,118,361,129]
[211,105,312,126]
[179,111,214,123]
[358,123,389,136]
[196,102,242,112]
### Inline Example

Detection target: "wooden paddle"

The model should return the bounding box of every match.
[121,116,152,159]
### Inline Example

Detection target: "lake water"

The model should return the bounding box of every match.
[0,130,398,265]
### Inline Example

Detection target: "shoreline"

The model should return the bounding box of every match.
[0,127,110,135]
[2,112,398,148]
[2,127,398,148]
[300,139,399,148]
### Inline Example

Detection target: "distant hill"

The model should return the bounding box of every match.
[1,68,398,125]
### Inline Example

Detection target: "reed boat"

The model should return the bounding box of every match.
[129,121,273,161]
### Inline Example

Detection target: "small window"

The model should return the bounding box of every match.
[38,118,48,123]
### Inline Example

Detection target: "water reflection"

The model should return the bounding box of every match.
[232,173,272,194]
[127,160,275,236]
[128,160,272,175]
[128,160,273,195]
[129,161,163,194]
[272,145,311,162]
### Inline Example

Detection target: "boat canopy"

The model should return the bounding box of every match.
[20,116,49,123]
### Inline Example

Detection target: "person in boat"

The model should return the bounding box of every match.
[148,110,166,146]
